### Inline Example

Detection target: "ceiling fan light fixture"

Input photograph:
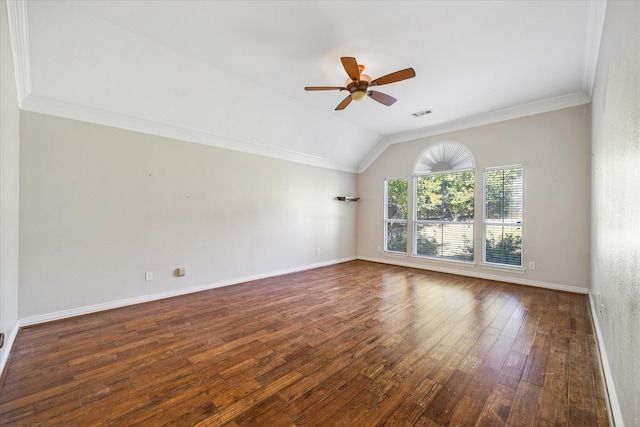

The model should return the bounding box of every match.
[351,90,367,101]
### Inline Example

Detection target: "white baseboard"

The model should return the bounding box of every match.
[358,256,589,294]
[19,257,357,327]
[16,256,588,328]
[0,321,20,378]
[588,293,624,427]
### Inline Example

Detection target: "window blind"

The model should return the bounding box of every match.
[384,178,408,254]
[414,172,474,262]
[483,168,523,267]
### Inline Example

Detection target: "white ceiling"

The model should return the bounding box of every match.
[7,1,604,172]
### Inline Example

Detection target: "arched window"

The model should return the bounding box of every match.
[414,141,475,174]
[413,142,475,262]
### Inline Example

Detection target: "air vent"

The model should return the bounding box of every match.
[411,109,432,117]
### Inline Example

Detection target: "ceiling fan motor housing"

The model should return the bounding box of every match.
[347,80,370,101]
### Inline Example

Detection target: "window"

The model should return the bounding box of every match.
[412,142,476,262]
[483,167,523,268]
[384,178,408,254]
[414,172,474,261]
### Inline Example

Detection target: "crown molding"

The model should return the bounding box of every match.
[357,91,591,173]
[5,0,31,106]
[20,95,359,173]
[356,138,391,174]
[20,90,591,176]
[582,0,608,96]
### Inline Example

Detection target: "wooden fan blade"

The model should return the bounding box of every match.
[368,91,397,106]
[370,68,416,86]
[335,95,352,110]
[304,86,346,91]
[341,57,360,81]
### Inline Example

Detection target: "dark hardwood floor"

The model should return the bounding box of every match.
[0,261,610,426]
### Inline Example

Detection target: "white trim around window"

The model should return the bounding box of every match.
[482,166,524,269]
[384,177,408,254]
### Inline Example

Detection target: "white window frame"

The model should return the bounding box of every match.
[412,170,475,263]
[482,165,524,269]
[384,177,408,254]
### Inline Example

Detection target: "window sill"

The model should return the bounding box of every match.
[382,251,409,258]
[480,264,525,274]
[410,255,476,267]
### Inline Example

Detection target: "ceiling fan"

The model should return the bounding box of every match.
[304,57,416,110]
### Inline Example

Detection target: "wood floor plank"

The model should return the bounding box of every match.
[497,349,528,390]
[281,363,358,419]
[475,382,518,427]
[444,394,484,426]
[420,369,473,425]
[346,355,437,426]
[0,261,609,426]
[292,373,371,427]
[506,380,542,427]
[568,353,599,421]
[382,378,441,426]
[538,349,569,425]
[521,331,551,386]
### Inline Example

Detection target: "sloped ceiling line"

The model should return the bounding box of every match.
[582,0,608,96]
[5,0,30,105]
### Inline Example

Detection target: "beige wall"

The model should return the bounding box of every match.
[18,112,357,319]
[591,1,640,425]
[357,105,591,292]
[0,0,21,373]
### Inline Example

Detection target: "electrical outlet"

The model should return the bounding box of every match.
[316,248,320,255]
[600,303,605,319]
[528,261,536,270]
[145,272,153,281]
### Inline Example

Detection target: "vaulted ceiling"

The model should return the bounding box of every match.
[6,1,605,172]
